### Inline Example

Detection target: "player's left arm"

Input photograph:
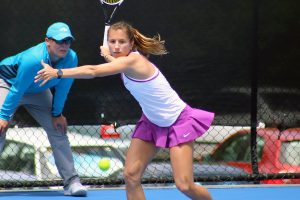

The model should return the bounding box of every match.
[35,53,138,84]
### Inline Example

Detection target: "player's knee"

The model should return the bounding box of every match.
[123,166,142,185]
[174,177,193,193]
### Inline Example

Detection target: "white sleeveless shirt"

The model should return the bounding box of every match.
[122,65,186,127]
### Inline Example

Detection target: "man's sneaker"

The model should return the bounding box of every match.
[64,182,87,197]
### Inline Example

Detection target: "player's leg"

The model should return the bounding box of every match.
[21,90,81,188]
[124,138,158,200]
[170,142,212,200]
[0,79,10,152]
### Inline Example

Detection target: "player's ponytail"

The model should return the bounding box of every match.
[109,21,168,56]
[132,28,168,56]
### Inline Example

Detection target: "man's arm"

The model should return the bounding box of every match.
[0,119,9,134]
[51,77,74,117]
[51,72,74,134]
[0,57,39,121]
[50,54,78,133]
[0,56,39,134]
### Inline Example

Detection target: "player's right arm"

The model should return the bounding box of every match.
[100,46,116,63]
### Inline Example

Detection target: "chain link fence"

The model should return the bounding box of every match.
[0,0,300,188]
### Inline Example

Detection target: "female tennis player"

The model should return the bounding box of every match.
[35,21,214,200]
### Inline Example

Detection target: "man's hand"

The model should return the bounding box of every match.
[0,119,9,135]
[52,115,68,134]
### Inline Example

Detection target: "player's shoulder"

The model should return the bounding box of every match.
[129,51,141,57]
[127,51,144,62]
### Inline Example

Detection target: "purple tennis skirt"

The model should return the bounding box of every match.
[132,105,215,148]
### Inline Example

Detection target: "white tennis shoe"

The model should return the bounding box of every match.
[64,182,87,197]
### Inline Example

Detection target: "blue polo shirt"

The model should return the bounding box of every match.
[0,42,77,121]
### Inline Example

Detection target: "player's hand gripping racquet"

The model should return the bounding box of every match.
[99,0,124,47]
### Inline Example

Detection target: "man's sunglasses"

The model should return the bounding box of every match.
[50,38,73,45]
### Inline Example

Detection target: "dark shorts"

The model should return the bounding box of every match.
[132,105,215,148]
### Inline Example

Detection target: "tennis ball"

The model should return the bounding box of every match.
[98,158,110,171]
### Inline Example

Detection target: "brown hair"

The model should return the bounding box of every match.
[108,21,168,56]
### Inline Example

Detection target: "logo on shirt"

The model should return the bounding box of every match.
[183,132,191,138]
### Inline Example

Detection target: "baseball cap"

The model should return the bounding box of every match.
[46,22,74,41]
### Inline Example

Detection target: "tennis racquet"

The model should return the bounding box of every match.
[99,0,124,47]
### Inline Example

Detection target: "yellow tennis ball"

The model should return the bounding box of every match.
[98,158,110,171]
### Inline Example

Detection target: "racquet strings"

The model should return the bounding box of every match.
[101,0,123,5]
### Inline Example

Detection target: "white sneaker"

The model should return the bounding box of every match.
[64,182,87,197]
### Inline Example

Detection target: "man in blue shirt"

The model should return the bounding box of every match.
[0,22,87,196]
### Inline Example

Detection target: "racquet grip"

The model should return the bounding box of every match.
[103,25,110,47]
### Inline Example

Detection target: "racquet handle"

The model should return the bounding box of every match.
[103,25,110,47]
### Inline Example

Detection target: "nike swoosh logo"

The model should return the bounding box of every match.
[183,133,191,138]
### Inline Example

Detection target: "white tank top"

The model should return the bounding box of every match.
[122,66,186,127]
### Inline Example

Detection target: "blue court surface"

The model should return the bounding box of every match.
[0,185,299,200]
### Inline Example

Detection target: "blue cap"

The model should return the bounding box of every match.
[46,22,74,41]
